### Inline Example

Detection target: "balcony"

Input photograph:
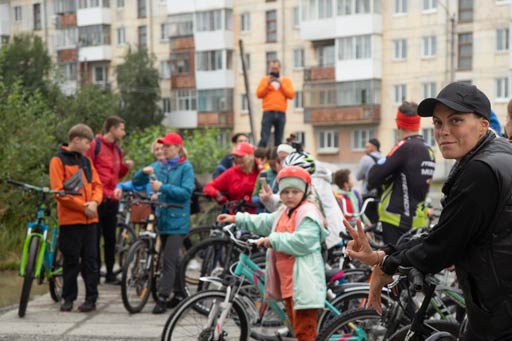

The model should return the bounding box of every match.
[171,74,196,89]
[304,66,335,82]
[163,111,198,129]
[195,70,234,90]
[77,7,111,26]
[197,112,233,128]
[194,31,233,51]
[305,105,380,126]
[79,45,112,62]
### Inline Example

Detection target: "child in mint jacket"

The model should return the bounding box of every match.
[217,166,327,341]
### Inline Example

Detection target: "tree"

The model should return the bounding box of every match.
[0,34,52,96]
[116,48,162,131]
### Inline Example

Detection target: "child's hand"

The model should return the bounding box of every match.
[217,214,235,224]
[84,201,98,218]
[113,188,122,200]
[150,180,162,192]
[143,166,154,175]
[256,237,271,248]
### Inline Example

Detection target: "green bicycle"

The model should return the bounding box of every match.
[6,180,78,317]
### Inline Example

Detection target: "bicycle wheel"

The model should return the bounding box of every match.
[121,239,153,313]
[181,225,211,255]
[49,249,63,302]
[161,289,249,341]
[115,223,137,275]
[19,236,40,318]
[178,238,239,297]
[388,320,460,341]
[316,308,386,341]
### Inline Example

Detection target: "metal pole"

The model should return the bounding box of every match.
[239,39,256,141]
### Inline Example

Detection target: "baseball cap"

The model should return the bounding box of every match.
[418,82,491,120]
[230,142,254,157]
[158,132,183,146]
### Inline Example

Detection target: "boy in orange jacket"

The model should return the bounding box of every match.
[49,124,103,313]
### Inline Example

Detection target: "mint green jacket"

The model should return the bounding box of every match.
[235,201,328,309]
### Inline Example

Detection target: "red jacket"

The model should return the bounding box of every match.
[85,134,129,200]
[203,164,259,213]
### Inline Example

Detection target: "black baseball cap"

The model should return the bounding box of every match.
[417,82,491,120]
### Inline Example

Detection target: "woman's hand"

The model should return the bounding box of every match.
[151,180,162,192]
[217,214,235,224]
[344,219,380,266]
[367,266,393,314]
[143,166,154,175]
[256,237,271,248]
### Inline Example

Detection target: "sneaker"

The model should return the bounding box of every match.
[167,295,183,309]
[152,299,167,314]
[60,301,73,312]
[78,301,96,313]
[105,274,121,285]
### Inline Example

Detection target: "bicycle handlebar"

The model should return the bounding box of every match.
[340,197,376,218]
[119,190,184,209]
[6,179,80,197]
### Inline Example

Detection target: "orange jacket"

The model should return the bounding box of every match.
[256,75,295,112]
[49,146,103,226]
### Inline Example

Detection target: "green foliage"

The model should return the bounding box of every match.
[123,125,167,173]
[53,84,121,143]
[0,34,52,96]
[115,48,162,132]
[0,81,58,266]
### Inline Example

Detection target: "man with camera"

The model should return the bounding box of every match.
[256,59,295,148]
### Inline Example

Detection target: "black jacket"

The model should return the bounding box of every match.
[383,132,512,338]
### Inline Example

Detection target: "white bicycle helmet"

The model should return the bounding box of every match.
[282,152,316,175]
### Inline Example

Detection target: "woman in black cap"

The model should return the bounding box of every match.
[345,82,512,340]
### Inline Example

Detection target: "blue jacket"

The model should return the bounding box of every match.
[116,180,152,195]
[132,159,194,235]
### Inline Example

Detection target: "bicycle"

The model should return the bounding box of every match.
[5,180,78,317]
[120,198,183,313]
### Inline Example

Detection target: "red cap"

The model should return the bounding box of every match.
[158,132,183,146]
[230,142,254,157]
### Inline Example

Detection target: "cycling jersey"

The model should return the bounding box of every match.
[368,135,435,229]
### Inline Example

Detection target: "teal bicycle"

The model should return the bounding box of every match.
[6,180,78,317]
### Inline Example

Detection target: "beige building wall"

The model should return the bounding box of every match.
[232,0,314,150]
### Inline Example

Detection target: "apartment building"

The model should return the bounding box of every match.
[2,0,512,174]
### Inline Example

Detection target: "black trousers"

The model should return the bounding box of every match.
[158,234,185,298]
[97,199,119,276]
[59,224,99,303]
[381,221,410,246]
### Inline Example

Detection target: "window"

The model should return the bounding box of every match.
[337,0,352,15]
[266,51,277,68]
[79,25,111,46]
[196,50,224,71]
[137,0,146,18]
[319,130,339,151]
[294,91,303,110]
[355,0,370,13]
[422,82,436,99]
[117,27,126,44]
[14,6,22,21]
[160,23,171,40]
[338,35,371,60]
[422,36,437,57]
[172,89,197,111]
[422,0,437,11]
[54,0,77,13]
[196,10,223,31]
[496,77,510,100]
[497,28,509,52]
[352,129,375,150]
[421,128,435,147]
[169,14,193,37]
[295,131,305,147]
[293,7,299,27]
[170,51,190,74]
[162,97,171,113]
[198,89,233,112]
[59,63,77,81]
[241,94,249,112]
[93,65,108,83]
[117,0,124,7]
[458,0,473,23]
[241,12,250,32]
[318,0,334,18]
[394,0,407,14]
[266,10,277,43]
[457,32,473,70]
[78,0,106,8]
[160,60,170,79]
[293,49,304,68]
[33,4,42,30]
[138,25,147,48]
[394,84,407,104]
[56,27,78,48]
[393,39,407,60]
[304,80,381,108]
[318,45,335,66]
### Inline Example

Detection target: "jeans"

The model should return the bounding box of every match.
[59,224,99,303]
[258,111,286,148]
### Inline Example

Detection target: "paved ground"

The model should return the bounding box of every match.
[0,280,168,341]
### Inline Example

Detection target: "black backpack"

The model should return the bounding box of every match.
[94,137,122,159]
[190,177,203,215]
